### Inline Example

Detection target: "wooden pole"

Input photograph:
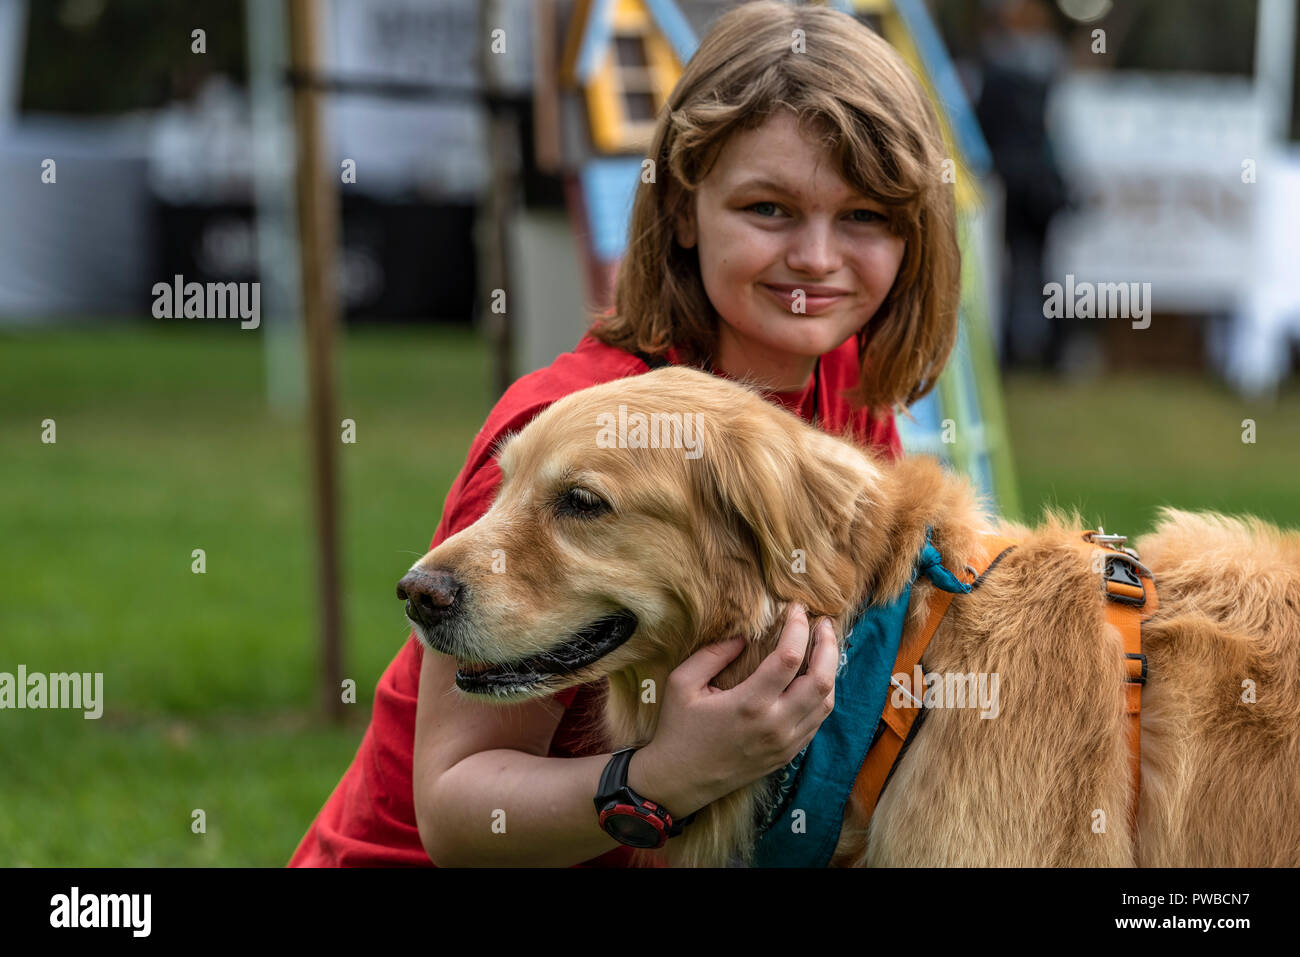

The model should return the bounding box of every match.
[287,0,345,721]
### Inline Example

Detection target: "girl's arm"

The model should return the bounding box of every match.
[413,646,636,866]
[412,602,839,867]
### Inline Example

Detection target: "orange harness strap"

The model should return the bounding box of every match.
[847,533,1018,826]
[846,529,1157,840]
[1071,531,1159,837]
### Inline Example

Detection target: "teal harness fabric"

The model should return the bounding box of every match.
[750,530,972,868]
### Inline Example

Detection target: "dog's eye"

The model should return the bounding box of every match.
[556,487,610,518]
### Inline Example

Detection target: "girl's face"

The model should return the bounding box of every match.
[675,111,906,389]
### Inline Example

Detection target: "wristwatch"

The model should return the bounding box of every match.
[594,747,696,849]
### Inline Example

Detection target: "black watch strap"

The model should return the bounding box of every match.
[597,747,637,799]
[597,747,697,837]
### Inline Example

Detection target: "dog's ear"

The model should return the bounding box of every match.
[695,411,886,614]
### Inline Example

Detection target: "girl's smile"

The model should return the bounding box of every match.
[759,282,852,316]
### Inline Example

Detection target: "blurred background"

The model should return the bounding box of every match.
[2,0,1298,865]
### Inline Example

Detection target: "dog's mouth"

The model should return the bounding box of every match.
[454,610,639,695]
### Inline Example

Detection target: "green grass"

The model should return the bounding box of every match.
[0,322,490,865]
[0,710,364,867]
[1002,371,1300,536]
[1,322,1297,865]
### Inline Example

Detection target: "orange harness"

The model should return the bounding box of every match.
[847,529,1159,837]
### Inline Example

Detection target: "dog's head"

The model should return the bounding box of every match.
[399,366,897,700]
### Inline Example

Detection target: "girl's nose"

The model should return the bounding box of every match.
[785,219,841,276]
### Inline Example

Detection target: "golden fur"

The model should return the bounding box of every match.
[409,367,1300,867]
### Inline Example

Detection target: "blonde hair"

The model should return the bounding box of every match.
[589,0,961,414]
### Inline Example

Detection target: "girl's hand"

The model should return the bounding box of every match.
[627,602,838,818]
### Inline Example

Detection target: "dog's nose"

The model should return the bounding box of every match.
[397,568,463,626]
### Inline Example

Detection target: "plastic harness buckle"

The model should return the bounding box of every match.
[1103,553,1148,607]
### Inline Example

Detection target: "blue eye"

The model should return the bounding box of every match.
[850,208,886,224]
[747,202,883,223]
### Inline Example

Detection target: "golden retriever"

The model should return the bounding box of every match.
[399,366,1300,867]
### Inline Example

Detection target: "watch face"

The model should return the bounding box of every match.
[604,811,661,848]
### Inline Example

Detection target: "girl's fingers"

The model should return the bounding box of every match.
[782,616,838,712]
[670,635,747,690]
[743,603,814,699]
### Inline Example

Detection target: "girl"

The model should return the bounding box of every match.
[290,0,958,867]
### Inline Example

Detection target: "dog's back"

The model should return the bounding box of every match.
[861,516,1138,866]
[857,510,1300,867]
[1134,510,1300,866]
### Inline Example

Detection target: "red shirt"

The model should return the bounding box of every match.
[288,332,902,867]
